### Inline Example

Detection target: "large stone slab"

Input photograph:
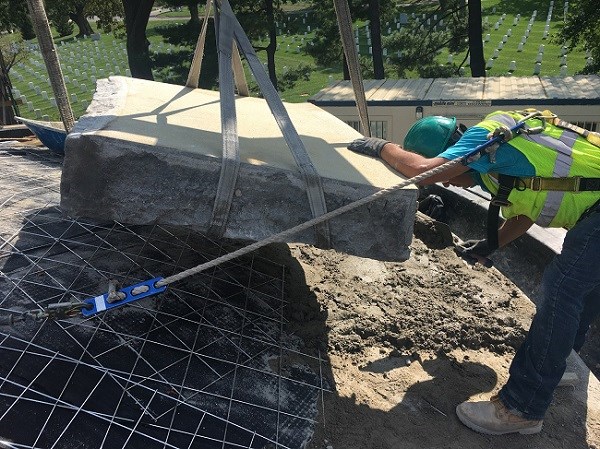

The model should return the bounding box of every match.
[61,76,418,261]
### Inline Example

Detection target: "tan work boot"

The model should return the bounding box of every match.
[456,395,543,435]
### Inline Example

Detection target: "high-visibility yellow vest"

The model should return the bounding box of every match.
[477,111,600,228]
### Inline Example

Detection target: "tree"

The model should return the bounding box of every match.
[233,0,288,90]
[52,11,75,37]
[368,0,384,79]
[0,50,17,124]
[44,0,95,37]
[307,0,394,80]
[467,0,485,76]
[122,0,155,80]
[559,0,599,74]
[45,0,123,38]
[383,0,469,78]
[0,1,36,39]
[160,0,202,25]
[0,40,30,124]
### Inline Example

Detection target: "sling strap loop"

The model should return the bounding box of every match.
[207,0,241,238]
[186,0,213,88]
[333,0,371,137]
[207,0,330,246]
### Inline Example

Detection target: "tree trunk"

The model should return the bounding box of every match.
[189,1,200,26]
[123,0,154,80]
[467,0,485,77]
[70,11,94,37]
[369,0,385,79]
[265,0,278,90]
[0,51,18,125]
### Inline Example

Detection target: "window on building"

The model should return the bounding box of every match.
[345,120,388,139]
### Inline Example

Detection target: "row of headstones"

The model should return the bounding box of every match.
[24,42,130,76]
[279,42,316,53]
[482,58,572,76]
[19,37,129,78]
[149,42,180,54]
[13,83,88,104]
[10,46,129,117]
[11,88,89,120]
[58,34,122,49]
[14,54,130,92]
[61,47,128,64]
[446,52,582,76]
[482,8,566,67]
[485,10,542,50]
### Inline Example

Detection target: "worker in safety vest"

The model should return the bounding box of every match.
[347,110,600,435]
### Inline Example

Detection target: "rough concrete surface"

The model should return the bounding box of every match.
[256,232,600,449]
[60,77,418,262]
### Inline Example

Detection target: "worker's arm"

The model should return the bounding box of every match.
[380,142,472,185]
[458,215,534,265]
[498,215,535,247]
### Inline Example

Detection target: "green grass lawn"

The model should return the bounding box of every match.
[7,0,591,121]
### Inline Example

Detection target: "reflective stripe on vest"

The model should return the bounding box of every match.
[484,113,578,226]
[525,130,578,226]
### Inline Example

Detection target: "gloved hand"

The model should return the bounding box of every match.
[455,239,495,267]
[347,137,389,158]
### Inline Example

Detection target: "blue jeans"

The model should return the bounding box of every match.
[498,208,600,420]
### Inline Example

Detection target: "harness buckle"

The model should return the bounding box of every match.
[531,176,542,191]
[490,198,512,207]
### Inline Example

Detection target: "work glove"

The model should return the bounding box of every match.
[347,137,389,158]
[455,239,495,267]
[418,194,446,222]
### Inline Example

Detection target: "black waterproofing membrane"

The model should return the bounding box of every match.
[0,148,329,449]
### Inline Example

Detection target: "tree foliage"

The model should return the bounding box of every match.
[383,0,468,78]
[559,0,599,74]
[306,0,482,79]
[44,0,123,37]
[159,0,202,24]
[306,0,395,78]
[0,1,35,39]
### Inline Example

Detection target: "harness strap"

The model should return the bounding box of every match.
[486,174,517,250]
[546,113,600,148]
[487,173,600,249]
[520,176,600,192]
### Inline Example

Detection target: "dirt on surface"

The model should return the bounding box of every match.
[257,218,600,449]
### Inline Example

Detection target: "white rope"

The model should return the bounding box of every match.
[156,157,463,287]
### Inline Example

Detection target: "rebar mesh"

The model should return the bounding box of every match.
[0,148,329,449]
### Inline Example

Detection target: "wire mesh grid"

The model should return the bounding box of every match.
[0,149,329,449]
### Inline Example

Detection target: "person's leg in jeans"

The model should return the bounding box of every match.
[499,212,600,419]
[573,284,600,352]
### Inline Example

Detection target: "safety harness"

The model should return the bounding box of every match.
[485,110,600,250]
